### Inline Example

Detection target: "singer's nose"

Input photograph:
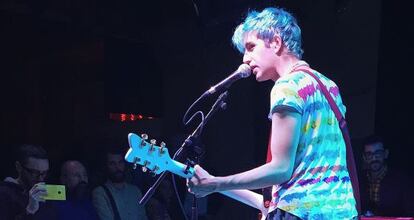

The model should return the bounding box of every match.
[243,53,251,65]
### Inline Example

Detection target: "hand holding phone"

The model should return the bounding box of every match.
[27,182,47,214]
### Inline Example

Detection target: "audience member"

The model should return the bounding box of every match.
[0,144,57,219]
[360,135,414,217]
[92,146,148,220]
[52,160,98,220]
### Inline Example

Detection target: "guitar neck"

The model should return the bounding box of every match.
[166,160,265,215]
[168,160,195,179]
[125,132,266,219]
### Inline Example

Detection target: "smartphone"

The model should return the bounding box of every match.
[43,184,66,200]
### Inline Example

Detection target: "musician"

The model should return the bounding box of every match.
[187,7,358,219]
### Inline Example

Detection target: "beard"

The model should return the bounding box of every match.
[369,161,384,172]
[109,171,125,183]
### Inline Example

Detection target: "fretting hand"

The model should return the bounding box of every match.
[187,165,217,198]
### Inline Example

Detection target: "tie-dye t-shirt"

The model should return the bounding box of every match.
[268,69,357,219]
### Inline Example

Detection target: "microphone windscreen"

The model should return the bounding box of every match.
[237,64,251,78]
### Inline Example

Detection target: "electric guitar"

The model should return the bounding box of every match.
[124,133,268,220]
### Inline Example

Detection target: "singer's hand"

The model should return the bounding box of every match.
[187,165,217,198]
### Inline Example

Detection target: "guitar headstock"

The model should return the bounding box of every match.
[125,133,172,176]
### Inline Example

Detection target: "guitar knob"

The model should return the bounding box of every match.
[149,139,156,152]
[159,142,166,155]
[142,160,150,172]
[132,157,141,170]
[149,166,159,177]
[140,134,148,147]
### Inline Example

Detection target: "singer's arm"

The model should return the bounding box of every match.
[187,166,266,213]
[220,190,266,213]
[188,110,301,195]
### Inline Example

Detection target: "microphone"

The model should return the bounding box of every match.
[203,64,251,97]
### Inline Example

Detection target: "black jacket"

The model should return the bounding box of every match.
[0,179,57,220]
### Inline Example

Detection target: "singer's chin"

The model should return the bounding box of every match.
[252,70,261,81]
[254,74,265,82]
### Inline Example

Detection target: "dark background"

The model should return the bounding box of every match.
[0,0,412,219]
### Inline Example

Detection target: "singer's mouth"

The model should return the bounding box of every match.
[252,66,258,74]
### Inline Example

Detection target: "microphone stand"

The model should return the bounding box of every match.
[188,91,228,220]
[139,91,229,220]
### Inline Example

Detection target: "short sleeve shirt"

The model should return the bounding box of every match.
[268,69,357,219]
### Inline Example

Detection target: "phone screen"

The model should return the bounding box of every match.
[43,184,66,200]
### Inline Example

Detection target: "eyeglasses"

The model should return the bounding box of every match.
[21,165,49,179]
[364,149,385,160]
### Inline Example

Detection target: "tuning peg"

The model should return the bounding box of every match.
[132,157,141,170]
[142,160,150,172]
[140,134,148,147]
[150,139,156,144]
[149,139,156,152]
[159,142,166,155]
[149,166,159,177]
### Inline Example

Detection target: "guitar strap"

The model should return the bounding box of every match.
[262,67,361,216]
[297,67,361,215]
[101,184,122,220]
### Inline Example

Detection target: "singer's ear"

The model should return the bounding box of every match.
[270,35,283,54]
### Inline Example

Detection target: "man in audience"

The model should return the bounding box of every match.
[0,144,57,219]
[53,160,98,220]
[92,146,148,220]
[360,135,414,217]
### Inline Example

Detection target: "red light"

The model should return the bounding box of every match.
[109,113,156,122]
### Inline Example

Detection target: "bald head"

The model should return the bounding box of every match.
[60,160,88,191]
